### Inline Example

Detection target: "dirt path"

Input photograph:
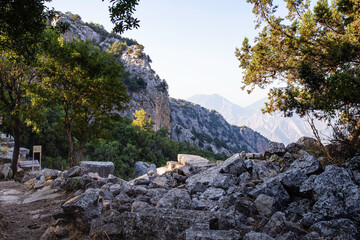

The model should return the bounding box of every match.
[0,181,68,240]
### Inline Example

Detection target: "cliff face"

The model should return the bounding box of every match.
[170,98,269,155]
[51,12,170,131]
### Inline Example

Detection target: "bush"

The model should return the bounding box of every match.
[70,14,81,23]
[106,41,127,57]
[123,76,147,92]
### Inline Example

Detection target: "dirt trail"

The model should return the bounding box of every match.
[0,181,68,240]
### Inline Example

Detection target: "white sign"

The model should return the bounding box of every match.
[33,145,42,153]
[33,145,42,171]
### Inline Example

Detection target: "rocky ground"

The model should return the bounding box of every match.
[0,181,69,240]
[1,137,360,240]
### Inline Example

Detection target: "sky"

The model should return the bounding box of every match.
[46,0,271,107]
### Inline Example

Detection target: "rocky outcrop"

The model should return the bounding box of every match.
[51,12,170,131]
[32,138,360,239]
[170,98,269,155]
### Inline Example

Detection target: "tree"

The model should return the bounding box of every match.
[132,108,153,132]
[37,30,129,167]
[236,0,360,149]
[0,0,50,176]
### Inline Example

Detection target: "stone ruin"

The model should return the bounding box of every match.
[3,137,360,239]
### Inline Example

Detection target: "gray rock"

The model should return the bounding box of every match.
[61,192,102,232]
[149,175,176,189]
[115,193,132,204]
[312,192,346,219]
[310,218,360,239]
[185,229,241,240]
[284,199,312,223]
[283,152,295,165]
[255,194,277,216]
[42,168,60,180]
[268,142,286,155]
[252,160,280,180]
[134,161,156,176]
[178,154,215,172]
[109,181,131,196]
[200,187,225,200]
[344,185,360,222]
[243,231,274,240]
[300,165,354,200]
[263,211,287,237]
[290,153,322,175]
[188,181,207,194]
[80,161,114,178]
[63,166,86,179]
[250,178,290,207]
[286,142,301,154]
[0,163,13,180]
[211,173,236,189]
[146,188,168,206]
[98,189,114,201]
[239,172,251,183]
[157,188,192,209]
[131,201,156,213]
[278,169,308,194]
[186,165,221,193]
[219,153,247,176]
[296,136,318,149]
[133,177,150,186]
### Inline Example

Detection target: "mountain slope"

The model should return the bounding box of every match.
[170,98,269,155]
[188,94,330,144]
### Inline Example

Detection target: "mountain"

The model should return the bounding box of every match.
[188,94,330,144]
[170,98,269,155]
[52,12,270,156]
[51,12,170,131]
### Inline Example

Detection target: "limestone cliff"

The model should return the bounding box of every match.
[51,12,170,131]
[170,98,269,155]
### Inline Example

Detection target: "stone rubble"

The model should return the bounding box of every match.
[3,138,358,240]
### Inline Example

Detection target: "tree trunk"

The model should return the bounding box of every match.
[11,117,20,178]
[66,124,74,167]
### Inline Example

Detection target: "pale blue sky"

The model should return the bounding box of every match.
[46,0,270,107]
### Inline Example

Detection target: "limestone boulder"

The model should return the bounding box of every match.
[80,161,114,178]
[0,163,13,180]
[157,188,192,209]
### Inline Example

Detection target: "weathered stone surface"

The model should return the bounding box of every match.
[255,194,277,216]
[290,153,322,175]
[63,166,87,179]
[157,188,192,209]
[268,142,286,155]
[251,160,280,180]
[243,231,274,240]
[286,142,301,154]
[185,229,241,240]
[134,161,156,176]
[178,154,215,172]
[42,168,60,180]
[278,169,308,194]
[0,163,13,180]
[80,161,114,178]
[62,192,102,232]
[186,165,221,192]
[115,193,132,204]
[284,199,312,223]
[263,211,287,237]
[345,155,360,170]
[149,175,176,189]
[296,136,318,149]
[250,178,290,207]
[219,153,247,176]
[200,187,225,201]
[310,218,360,239]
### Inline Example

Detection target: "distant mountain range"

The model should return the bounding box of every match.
[188,94,330,144]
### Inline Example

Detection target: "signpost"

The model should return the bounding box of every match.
[33,145,42,171]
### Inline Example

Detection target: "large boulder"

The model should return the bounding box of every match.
[156,188,192,209]
[219,153,247,176]
[289,153,322,175]
[310,218,360,240]
[251,160,280,181]
[62,192,102,233]
[268,142,286,155]
[80,161,114,178]
[178,154,215,172]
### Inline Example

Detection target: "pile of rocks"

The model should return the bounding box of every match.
[20,138,360,239]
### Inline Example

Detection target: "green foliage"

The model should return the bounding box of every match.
[236,0,360,150]
[107,0,140,34]
[36,29,130,166]
[127,48,134,54]
[134,44,144,58]
[123,75,147,91]
[106,41,128,57]
[132,109,153,132]
[85,118,228,180]
[70,14,81,23]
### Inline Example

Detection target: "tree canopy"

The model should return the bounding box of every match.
[236,0,360,147]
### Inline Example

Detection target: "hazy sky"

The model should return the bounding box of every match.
[46,0,270,107]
